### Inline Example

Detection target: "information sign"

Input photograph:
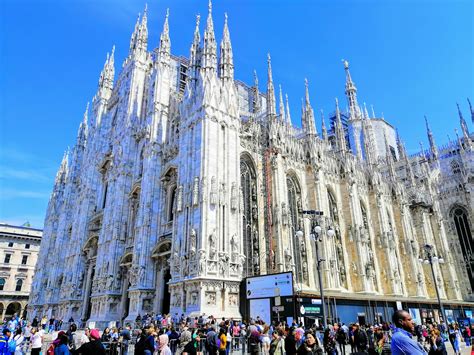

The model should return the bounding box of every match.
[246,272,293,299]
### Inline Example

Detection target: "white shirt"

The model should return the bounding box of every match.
[31,330,44,348]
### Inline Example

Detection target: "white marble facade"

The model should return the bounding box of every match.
[29,3,474,326]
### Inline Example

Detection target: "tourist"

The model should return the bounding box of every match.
[54,332,70,355]
[261,325,271,355]
[70,324,88,350]
[30,327,43,355]
[73,328,105,354]
[159,334,172,355]
[218,327,227,355]
[323,326,337,355]
[119,324,131,355]
[335,323,347,355]
[390,310,427,355]
[31,317,39,328]
[353,323,368,352]
[0,328,11,355]
[428,328,447,355]
[12,328,24,355]
[269,329,285,355]
[296,330,323,355]
[206,325,218,355]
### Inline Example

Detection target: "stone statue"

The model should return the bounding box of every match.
[177,185,183,212]
[190,228,197,253]
[192,177,199,206]
[231,182,237,210]
[281,202,288,225]
[209,230,217,259]
[198,250,206,275]
[230,234,239,253]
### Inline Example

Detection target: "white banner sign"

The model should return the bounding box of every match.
[246,272,293,299]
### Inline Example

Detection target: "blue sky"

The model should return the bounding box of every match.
[0,0,473,229]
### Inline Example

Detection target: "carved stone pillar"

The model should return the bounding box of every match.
[80,261,94,322]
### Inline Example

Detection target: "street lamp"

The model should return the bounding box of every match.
[296,224,334,329]
[419,243,447,325]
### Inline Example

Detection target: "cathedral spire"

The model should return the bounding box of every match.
[77,102,89,146]
[320,109,328,141]
[396,129,406,161]
[425,115,439,160]
[158,8,171,64]
[302,79,317,135]
[98,47,115,92]
[219,13,234,83]
[253,70,261,113]
[363,102,370,120]
[468,98,474,124]
[384,131,396,179]
[266,54,276,117]
[188,14,201,89]
[129,13,141,54]
[202,0,217,74]
[279,85,285,122]
[457,103,470,141]
[285,93,292,125]
[343,59,361,120]
[334,98,347,152]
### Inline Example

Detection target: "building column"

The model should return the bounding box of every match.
[80,261,94,322]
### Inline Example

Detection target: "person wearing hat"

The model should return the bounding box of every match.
[74,328,106,355]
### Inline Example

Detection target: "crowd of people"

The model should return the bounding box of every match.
[0,310,472,354]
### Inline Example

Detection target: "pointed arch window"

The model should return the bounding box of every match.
[287,175,307,284]
[452,206,474,291]
[241,157,259,277]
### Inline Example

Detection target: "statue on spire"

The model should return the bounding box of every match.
[424,115,439,160]
[342,59,361,120]
[219,12,234,83]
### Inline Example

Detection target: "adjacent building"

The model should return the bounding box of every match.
[0,224,42,319]
[29,3,474,326]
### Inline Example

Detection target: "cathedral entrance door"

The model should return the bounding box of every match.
[162,269,171,314]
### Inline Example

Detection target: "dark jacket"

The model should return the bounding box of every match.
[285,333,297,355]
[74,339,106,355]
[296,342,323,355]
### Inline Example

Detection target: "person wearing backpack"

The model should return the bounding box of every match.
[54,333,70,355]
[11,328,24,355]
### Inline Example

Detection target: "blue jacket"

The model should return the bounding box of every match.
[391,328,427,355]
[54,344,70,355]
[0,335,10,355]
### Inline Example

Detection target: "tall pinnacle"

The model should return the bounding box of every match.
[158,9,171,64]
[302,79,317,135]
[343,59,360,120]
[202,0,217,74]
[77,102,89,146]
[334,98,347,152]
[266,54,276,117]
[468,98,474,124]
[285,94,292,125]
[188,14,201,88]
[219,13,234,82]
[279,85,285,121]
[320,109,328,141]
[253,70,260,113]
[457,103,470,141]
[424,115,439,160]
[384,131,396,179]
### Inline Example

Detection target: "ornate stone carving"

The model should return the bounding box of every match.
[205,291,216,305]
[128,264,145,287]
